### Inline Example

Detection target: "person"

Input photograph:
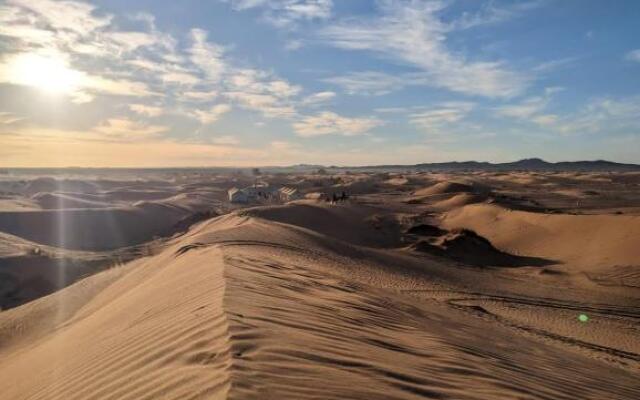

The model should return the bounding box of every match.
[332,193,338,204]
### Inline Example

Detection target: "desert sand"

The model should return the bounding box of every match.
[0,168,639,399]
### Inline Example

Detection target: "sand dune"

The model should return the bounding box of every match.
[0,230,143,310]
[101,188,180,202]
[1,171,639,399]
[20,178,100,196]
[409,228,555,267]
[32,192,113,209]
[1,211,638,399]
[0,206,185,250]
[0,191,217,250]
[442,203,640,272]
[241,202,404,248]
[430,193,486,210]
[413,181,486,197]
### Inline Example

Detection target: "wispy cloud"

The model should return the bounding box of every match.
[493,87,562,123]
[495,89,640,136]
[319,0,530,98]
[129,104,164,117]
[189,28,227,81]
[554,97,640,135]
[302,91,335,105]
[410,102,475,133]
[323,71,404,96]
[188,104,232,124]
[495,96,549,119]
[450,0,545,30]
[293,112,382,137]
[533,57,579,73]
[0,111,23,125]
[225,68,301,118]
[6,0,111,37]
[223,0,332,27]
[181,90,218,102]
[211,135,240,145]
[93,118,168,140]
[625,49,640,63]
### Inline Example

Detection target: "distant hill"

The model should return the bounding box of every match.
[340,158,640,172]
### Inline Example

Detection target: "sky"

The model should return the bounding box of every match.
[0,0,639,167]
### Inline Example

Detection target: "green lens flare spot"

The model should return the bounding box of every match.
[578,314,589,323]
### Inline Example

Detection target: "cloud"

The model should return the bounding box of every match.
[530,114,558,126]
[495,96,548,119]
[108,31,160,52]
[625,49,640,63]
[85,75,156,97]
[189,104,232,124]
[533,57,578,73]
[0,111,23,124]
[284,39,304,51]
[410,102,475,132]
[180,89,218,102]
[553,97,640,135]
[450,0,544,30]
[323,71,404,96]
[495,90,640,136]
[302,91,335,105]
[93,118,169,140]
[7,0,112,36]
[160,71,201,85]
[189,28,227,81]
[224,0,332,27]
[319,0,530,98]
[0,1,316,124]
[1,1,171,58]
[293,111,382,137]
[224,68,301,118]
[270,140,297,150]
[129,104,164,117]
[374,107,406,114]
[0,1,177,106]
[494,87,563,124]
[211,135,240,145]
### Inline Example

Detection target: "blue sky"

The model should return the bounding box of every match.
[0,0,639,167]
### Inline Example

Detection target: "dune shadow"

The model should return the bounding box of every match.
[408,228,558,268]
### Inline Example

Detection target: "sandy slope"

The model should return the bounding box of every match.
[0,194,216,250]
[1,208,638,399]
[0,176,227,313]
[31,192,113,209]
[0,230,143,310]
[442,203,640,272]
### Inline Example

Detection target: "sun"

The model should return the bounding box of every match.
[4,52,83,94]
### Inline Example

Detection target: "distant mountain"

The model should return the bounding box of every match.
[338,158,640,172]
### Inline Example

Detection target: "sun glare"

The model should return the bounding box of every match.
[5,52,83,94]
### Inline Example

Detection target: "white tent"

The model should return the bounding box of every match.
[228,187,248,203]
